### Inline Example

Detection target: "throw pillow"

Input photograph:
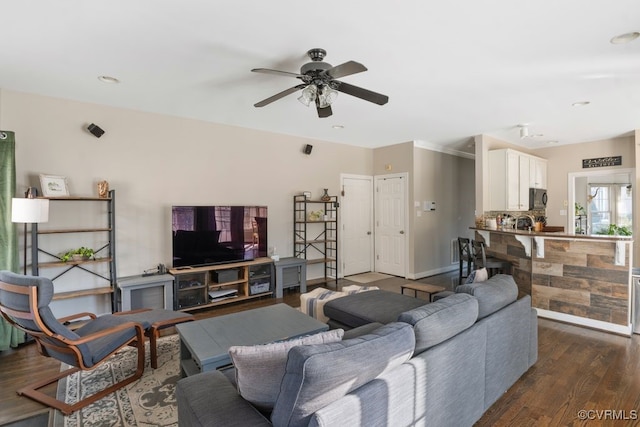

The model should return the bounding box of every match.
[228,329,344,410]
[271,322,415,427]
[465,267,488,284]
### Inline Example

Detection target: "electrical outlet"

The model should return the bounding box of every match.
[563,200,568,207]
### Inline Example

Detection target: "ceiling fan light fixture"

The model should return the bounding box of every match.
[297,84,318,107]
[317,86,338,108]
[519,125,529,139]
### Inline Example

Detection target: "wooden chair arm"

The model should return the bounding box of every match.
[57,312,97,323]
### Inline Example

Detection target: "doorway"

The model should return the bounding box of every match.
[374,173,408,277]
[340,174,374,276]
[568,168,633,235]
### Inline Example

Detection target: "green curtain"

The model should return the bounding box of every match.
[0,130,25,350]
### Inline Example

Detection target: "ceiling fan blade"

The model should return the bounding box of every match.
[254,84,306,107]
[251,68,304,79]
[315,99,332,118]
[324,61,367,79]
[334,81,389,105]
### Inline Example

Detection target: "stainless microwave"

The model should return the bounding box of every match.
[529,188,547,210]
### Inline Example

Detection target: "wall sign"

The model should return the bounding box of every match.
[582,156,622,168]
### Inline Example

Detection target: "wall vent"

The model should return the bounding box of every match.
[451,238,459,264]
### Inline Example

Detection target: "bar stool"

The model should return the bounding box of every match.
[458,237,473,285]
[471,240,511,278]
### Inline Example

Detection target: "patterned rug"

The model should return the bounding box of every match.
[345,272,392,283]
[53,334,180,427]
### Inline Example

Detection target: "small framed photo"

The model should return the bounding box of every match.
[39,174,70,197]
[302,191,311,199]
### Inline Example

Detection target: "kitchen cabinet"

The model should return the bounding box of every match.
[489,149,545,211]
[529,157,547,189]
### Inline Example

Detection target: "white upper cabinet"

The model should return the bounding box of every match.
[529,157,547,189]
[489,148,546,211]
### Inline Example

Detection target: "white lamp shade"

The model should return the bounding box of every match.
[11,198,50,223]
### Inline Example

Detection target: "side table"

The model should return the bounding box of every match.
[400,283,446,302]
[274,257,307,298]
[117,274,174,311]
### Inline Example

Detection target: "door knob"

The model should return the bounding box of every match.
[367,231,372,235]
[399,230,405,234]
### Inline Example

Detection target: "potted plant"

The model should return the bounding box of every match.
[595,224,632,236]
[60,247,96,262]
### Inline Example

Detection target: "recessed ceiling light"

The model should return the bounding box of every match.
[572,101,590,107]
[332,125,344,130]
[98,76,120,84]
[610,32,640,44]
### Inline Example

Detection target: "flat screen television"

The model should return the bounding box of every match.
[172,205,267,268]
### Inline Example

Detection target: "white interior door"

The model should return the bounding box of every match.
[341,175,373,276]
[374,174,407,277]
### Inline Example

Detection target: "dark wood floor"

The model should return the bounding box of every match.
[1,272,639,426]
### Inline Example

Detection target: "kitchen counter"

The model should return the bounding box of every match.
[470,227,633,335]
[470,226,632,241]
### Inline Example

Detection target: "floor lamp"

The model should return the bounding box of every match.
[11,190,49,275]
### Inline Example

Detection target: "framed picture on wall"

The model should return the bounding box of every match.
[39,174,70,197]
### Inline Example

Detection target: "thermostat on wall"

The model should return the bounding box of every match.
[424,201,436,211]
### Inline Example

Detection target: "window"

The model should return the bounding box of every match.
[588,184,632,234]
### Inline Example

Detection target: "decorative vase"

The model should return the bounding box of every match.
[320,189,331,201]
[98,180,109,198]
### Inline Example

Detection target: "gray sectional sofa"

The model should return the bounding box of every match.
[177,274,538,427]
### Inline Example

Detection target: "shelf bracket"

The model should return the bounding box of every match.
[514,235,532,257]
[533,236,544,258]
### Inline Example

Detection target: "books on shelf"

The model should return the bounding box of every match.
[208,288,238,302]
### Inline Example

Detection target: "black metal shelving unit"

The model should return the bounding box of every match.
[293,194,338,287]
[31,189,117,311]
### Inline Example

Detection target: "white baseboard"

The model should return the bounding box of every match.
[536,308,632,336]
[408,265,457,280]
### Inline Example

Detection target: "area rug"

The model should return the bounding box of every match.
[53,334,180,427]
[345,272,392,283]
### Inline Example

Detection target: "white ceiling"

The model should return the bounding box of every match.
[1,0,639,153]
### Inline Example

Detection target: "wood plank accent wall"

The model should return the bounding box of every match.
[474,230,631,329]
[475,232,531,296]
[532,239,630,326]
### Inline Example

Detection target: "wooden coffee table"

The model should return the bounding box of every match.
[400,283,446,302]
[176,303,328,376]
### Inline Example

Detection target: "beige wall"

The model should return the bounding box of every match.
[412,145,475,277]
[1,89,478,314]
[0,89,374,314]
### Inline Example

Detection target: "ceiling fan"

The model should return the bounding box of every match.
[251,48,389,118]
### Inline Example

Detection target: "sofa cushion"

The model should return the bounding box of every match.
[455,274,518,319]
[271,322,415,427]
[397,293,479,354]
[323,289,427,328]
[228,329,344,410]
